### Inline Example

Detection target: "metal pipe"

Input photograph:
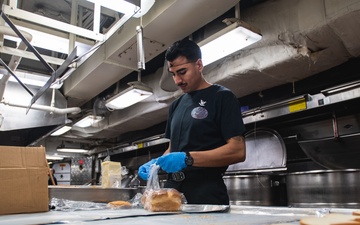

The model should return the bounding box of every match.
[1,99,81,114]
[136,25,145,70]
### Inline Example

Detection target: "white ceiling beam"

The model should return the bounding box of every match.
[8,0,17,8]
[0,46,67,66]
[93,2,101,34]
[11,19,94,46]
[2,5,105,42]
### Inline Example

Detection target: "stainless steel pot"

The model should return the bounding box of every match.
[223,174,287,206]
[286,169,360,208]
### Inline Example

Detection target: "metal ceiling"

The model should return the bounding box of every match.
[1,0,360,157]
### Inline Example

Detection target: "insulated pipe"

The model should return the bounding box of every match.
[136,25,145,70]
[1,99,81,115]
[0,25,33,100]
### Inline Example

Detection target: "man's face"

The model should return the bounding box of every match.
[167,56,203,93]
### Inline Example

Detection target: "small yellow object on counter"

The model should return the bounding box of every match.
[101,161,121,188]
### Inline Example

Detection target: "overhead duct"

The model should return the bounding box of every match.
[61,0,360,142]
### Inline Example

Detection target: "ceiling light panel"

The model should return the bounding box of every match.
[199,21,262,66]
[74,115,104,128]
[105,84,153,110]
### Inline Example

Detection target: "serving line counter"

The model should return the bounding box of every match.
[0,205,357,225]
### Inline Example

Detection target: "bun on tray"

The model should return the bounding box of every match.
[108,200,132,208]
[141,188,182,212]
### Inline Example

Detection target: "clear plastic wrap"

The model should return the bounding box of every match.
[50,193,141,211]
[141,164,187,212]
[50,198,108,211]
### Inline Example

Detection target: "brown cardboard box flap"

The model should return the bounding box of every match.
[0,146,49,215]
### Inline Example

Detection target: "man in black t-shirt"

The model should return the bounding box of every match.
[48,168,58,185]
[138,39,246,205]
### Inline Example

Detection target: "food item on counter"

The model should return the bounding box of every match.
[101,161,121,188]
[354,211,360,216]
[142,188,182,212]
[300,213,360,225]
[108,200,132,208]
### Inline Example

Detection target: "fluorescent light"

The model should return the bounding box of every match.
[46,155,64,160]
[74,115,104,128]
[105,81,153,109]
[57,148,89,153]
[198,21,262,66]
[86,0,140,15]
[50,125,72,136]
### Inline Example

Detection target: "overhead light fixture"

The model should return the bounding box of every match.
[74,115,104,128]
[50,125,72,136]
[46,155,64,161]
[57,148,89,153]
[105,81,153,110]
[198,21,262,66]
[105,23,152,110]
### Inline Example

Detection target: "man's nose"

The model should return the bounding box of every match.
[173,74,182,84]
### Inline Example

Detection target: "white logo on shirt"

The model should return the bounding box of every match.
[191,99,208,119]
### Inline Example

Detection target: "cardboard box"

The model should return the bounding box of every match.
[0,146,49,215]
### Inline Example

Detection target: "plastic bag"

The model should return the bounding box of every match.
[49,198,107,211]
[146,164,161,190]
[141,164,186,212]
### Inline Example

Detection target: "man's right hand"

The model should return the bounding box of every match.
[138,159,157,180]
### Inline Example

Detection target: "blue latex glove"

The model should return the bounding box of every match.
[156,152,186,173]
[138,159,157,180]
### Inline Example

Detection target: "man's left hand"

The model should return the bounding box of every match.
[156,152,186,173]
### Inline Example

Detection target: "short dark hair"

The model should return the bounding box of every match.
[165,39,201,62]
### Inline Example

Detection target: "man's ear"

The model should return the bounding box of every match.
[196,58,204,71]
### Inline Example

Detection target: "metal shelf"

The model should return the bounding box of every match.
[242,80,360,124]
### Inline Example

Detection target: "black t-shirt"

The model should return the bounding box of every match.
[165,84,246,173]
[48,176,58,185]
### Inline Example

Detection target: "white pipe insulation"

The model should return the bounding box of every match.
[1,99,81,115]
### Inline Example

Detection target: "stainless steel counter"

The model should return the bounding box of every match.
[0,205,356,225]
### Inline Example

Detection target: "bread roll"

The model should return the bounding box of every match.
[108,200,131,208]
[300,214,360,225]
[142,189,182,212]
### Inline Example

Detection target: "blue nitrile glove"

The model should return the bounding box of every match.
[138,159,157,180]
[156,152,186,173]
